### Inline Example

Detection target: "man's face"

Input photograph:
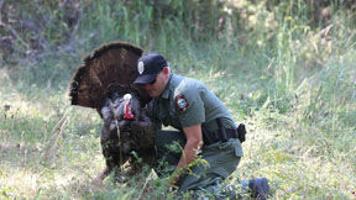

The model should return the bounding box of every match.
[143,68,169,97]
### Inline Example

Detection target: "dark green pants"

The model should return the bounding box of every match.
[155,130,243,192]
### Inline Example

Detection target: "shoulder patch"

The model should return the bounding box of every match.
[175,95,189,112]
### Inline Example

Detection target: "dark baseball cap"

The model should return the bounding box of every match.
[133,53,168,85]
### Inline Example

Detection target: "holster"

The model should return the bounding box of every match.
[236,123,246,143]
[202,118,246,145]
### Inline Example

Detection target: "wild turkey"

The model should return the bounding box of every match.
[68,41,156,183]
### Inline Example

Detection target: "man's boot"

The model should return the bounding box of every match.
[242,177,270,199]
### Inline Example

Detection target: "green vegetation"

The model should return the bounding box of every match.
[0,0,355,199]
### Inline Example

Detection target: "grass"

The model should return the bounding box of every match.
[1,1,355,199]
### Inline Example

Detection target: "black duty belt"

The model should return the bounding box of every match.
[202,118,246,145]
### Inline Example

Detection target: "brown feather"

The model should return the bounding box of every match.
[68,41,150,109]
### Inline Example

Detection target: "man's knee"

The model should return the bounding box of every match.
[155,130,185,153]
[154,130,186,172]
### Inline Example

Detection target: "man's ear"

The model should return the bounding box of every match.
[162,67,170,74]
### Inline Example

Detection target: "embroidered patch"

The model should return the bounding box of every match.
[175,95,189,112]
[138,61,144,74]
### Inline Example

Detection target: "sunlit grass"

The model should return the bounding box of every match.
[1,0,355,199]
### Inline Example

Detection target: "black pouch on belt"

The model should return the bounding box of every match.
[237,123,246,143]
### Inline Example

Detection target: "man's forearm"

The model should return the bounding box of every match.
[176,139,202,169]
[169,124,203,185]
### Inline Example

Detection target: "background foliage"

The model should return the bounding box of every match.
[0,0,355,199]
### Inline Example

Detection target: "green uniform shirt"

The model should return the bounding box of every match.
[151,74,237,132]
[151,74,244,192]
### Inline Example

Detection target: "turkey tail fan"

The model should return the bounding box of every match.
[68,41,151,110]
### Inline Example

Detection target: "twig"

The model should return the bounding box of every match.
[137,169,158,200]
[43,110,69,163]
[115,120,123,172]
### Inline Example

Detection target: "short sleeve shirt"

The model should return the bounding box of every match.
[151,74,236,131]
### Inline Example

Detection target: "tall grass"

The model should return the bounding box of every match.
[0,0,355,199]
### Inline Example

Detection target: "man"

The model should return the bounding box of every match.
[134,53,269,199]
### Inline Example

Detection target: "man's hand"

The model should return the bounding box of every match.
[167,167,189,188]
[168,172,181,187]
